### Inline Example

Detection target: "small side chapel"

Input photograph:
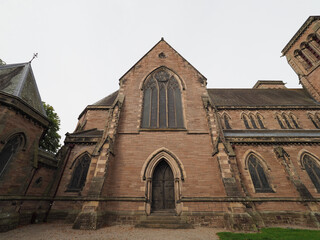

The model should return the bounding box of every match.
[2,16,320,231]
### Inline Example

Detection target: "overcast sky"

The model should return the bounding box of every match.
[1,0,320,143]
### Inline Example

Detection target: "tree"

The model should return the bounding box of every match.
[40,102,61,153]
[0,59,6,65]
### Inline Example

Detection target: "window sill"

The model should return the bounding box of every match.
[65,188,82,192]
[140,128,187,132]
[255,189,275,193]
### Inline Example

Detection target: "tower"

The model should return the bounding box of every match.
[282,16,320,101]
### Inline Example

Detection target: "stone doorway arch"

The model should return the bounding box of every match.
[141,148,185,215]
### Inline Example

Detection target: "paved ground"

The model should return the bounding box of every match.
[0,224,225,240]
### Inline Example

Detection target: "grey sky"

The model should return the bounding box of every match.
[1,0,319,143]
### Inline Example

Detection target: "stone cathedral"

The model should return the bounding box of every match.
[1,16,320,231]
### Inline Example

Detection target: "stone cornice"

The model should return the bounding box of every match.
[224,129,320,143]
[1,195,320,203]
[215,105,320,110]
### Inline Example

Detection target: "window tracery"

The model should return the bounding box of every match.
[141,68,184,129]
[302,154,320,192]
[247,153,273,193]
[0,133,24,176]
[220,113,231,129]
[68,154,91,191]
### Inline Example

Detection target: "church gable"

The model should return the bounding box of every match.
[119,39,206,89]
[117,39,209,133]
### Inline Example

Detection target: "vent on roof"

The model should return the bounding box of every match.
[253,80,286,89]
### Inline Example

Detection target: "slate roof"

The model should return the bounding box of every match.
[208,89,320,107]
[0,62,46,115]
[92,90,118,106]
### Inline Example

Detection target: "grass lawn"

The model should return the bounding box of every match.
[217,228,320,240]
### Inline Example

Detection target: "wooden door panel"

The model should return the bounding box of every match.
[152,160,175,211]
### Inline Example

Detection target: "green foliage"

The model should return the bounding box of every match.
[39,102,61,153]
[217,228,320,240]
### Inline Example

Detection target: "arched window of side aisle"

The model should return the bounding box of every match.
[247,153,273,193]
[141,68,184,129]
[68,153,91,191]
[0,133,24,176]
[302,154,320,192]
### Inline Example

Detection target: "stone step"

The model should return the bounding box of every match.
[135,215,193,229]
[136,223,193,229]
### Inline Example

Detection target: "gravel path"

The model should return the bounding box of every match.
[0,224,224,240]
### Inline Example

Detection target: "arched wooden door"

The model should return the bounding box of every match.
[152,160,175,211]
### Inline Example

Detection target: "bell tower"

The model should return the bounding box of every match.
[282,16,320,101]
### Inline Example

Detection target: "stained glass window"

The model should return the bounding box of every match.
[68,154,91,191]
[0,134,24,176]
[141,69,184,129]
[248,154,273,193]
[303,154,320,192]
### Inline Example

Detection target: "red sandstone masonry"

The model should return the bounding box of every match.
[0,108,45,195]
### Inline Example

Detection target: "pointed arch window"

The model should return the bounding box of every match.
[302,154,320,192]
[289,114,300,129]
[276,114,286,129]
[0,134,24,176]
[276,112,300,129]
[247,154,273,193]
[141,68,184,129]
[242,113,266,129]
[242,114,251,129]
[223,114,231,129]
[68,154,91,191]
[249,114,258,129]
[257,114,265,129]
[308,112,320,129]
